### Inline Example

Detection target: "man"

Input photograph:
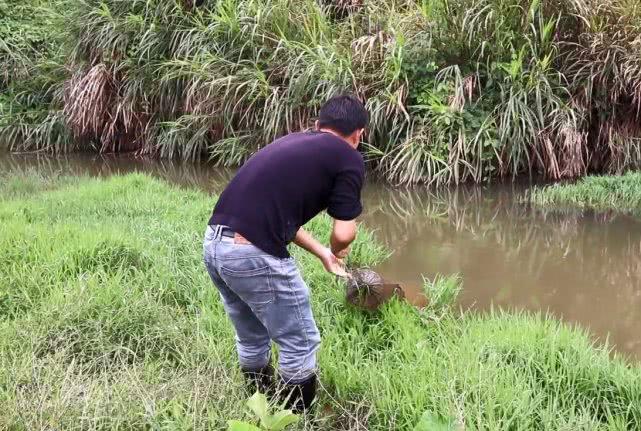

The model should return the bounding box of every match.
[203,95,367,412]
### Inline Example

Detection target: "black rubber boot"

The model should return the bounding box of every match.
[281,374,317,414]
[241,363,275,395]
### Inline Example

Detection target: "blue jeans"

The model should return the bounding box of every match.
[203,225,321,384]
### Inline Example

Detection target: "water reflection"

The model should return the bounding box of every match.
[361,184,641,358]
[0,152,234,191]
[1,153,640,359]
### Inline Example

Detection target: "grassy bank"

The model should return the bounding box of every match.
[529,172,641,216]
[1,173,640,430]
[3,0,641,184]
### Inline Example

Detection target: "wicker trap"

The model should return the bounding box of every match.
[346,268,405,311]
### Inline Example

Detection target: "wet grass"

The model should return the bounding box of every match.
[1,173,640,430]
[529,172,641,216]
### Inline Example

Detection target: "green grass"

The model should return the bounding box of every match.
[0,168,78,200]
[529,172,641,216]
[1,173,640,430]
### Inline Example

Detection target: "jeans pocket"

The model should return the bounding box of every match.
[220,264,274,308]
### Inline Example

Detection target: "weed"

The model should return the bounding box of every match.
[228,392,299,431]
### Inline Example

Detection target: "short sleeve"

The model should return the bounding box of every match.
[327,160,365,221]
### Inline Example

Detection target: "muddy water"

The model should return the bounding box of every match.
[2,153,640,359]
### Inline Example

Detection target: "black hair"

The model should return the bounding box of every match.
[318,94,368,136]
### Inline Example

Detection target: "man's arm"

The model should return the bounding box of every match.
[294,227,348,277]
[330,219,357,259]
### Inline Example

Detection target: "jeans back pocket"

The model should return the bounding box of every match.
[220,262,274,309]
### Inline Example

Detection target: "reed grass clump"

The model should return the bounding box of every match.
[3,0,641,185]
[0,0,72,153]
[529,171,641,216]
[1,172,639,429]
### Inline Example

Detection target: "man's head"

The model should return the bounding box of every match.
[316,94,368,149]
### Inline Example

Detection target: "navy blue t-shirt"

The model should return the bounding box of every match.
[209,131,365,258]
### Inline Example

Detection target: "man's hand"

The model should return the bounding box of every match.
[293,228,349,278]
[319,247,349,278]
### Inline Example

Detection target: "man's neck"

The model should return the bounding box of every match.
[318,128,356,149]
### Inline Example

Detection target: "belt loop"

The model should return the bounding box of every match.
[215,225,222,240]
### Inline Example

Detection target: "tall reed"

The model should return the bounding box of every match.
[2,0,641,184]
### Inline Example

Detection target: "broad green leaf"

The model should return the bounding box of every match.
[413,411,457,431]
[261,409,299,430]
[227,420,262,431]
[246,392,269,421]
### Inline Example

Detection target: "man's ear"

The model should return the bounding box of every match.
[347,129,364,148]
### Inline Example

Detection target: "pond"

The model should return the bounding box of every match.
[2,152,640,360]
